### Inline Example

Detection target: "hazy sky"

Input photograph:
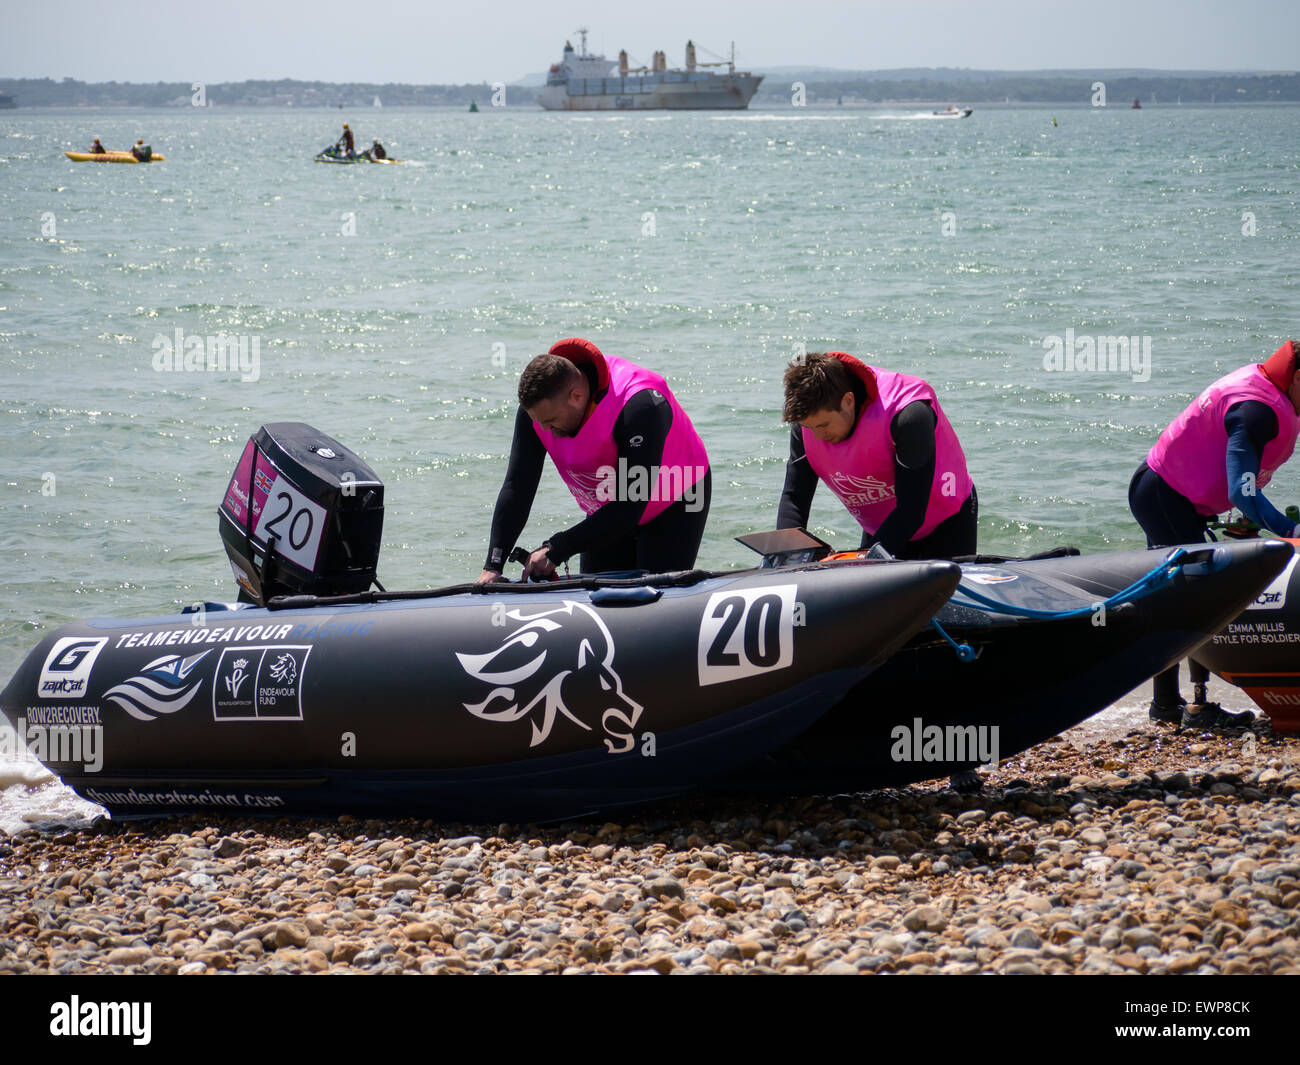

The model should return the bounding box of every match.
[5,0,1297,83]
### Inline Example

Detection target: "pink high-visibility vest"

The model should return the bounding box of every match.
[533,338,709,524]
[801,353,972,538]
[1147,363,1299,516]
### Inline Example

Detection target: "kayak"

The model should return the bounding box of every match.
[720,537,1293,792]
[1194,537,1300,733]
[65,151,166,163]
[0,560,959,820]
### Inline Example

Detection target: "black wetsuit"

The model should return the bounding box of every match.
[484,366,711,576]
[1130,399,1290,704]
[777,390,977,560]
[1130,400,1289,545]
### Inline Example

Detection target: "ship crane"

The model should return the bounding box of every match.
[693,41,739,73]
[619,50,653,75]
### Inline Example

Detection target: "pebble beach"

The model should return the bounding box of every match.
[2,718,1297,976]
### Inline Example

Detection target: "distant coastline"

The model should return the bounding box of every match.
[2,69,1297,108]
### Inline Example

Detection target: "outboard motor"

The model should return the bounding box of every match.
[218,423,384,604]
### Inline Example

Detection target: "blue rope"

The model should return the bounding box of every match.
[936,548,1190,662]
[931,619,978,662]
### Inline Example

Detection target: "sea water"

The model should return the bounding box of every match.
[1,105,1296,830]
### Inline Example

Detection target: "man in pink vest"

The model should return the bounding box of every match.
[476,338,711,583]
[1131,340,1300,729]
[777,352,977,560]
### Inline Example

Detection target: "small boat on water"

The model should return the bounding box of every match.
[314,145,401,165]
[65,150,166,164]
[314,146,401,165]
[0,423,960,821]
[932,105,973,118]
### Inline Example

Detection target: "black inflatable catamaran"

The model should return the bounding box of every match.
[0,424,961,821]
[2,423,1288,820]
[723,535,1291,793]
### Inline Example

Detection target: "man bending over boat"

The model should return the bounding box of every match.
[777,351,977,560]
[476,338,711,583]
[1131,339,1300,730]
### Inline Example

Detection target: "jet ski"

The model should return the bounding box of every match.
[720,535,1293,792]
[314,145,401,164]
[0,424,960,821]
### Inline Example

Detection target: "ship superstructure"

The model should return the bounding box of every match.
[539,29,762,111]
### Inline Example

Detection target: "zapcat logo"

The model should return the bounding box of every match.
[1250,556,1297,611]
[830,471,894,506]
[38,637,109,700]
[565,472,607,514]
[455,601,643,753]
[103,650,212,721]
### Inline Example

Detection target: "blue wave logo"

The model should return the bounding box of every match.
[104,650,212,722]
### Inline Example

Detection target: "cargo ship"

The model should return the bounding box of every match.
[538,28,762,111]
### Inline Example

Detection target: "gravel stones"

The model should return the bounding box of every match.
[0,723,1297,974]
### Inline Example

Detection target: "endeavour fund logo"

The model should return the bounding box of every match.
[891,716,1000,769]
[37,637,108,700]
[212,645,311,720]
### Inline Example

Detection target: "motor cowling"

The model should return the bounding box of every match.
[218,423,384,604]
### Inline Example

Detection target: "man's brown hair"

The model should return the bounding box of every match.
[519,354,583,408]
[782,352,854,423]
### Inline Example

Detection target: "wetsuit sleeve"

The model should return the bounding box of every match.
[483,406,547,572]
[544,390,672,565]
[777,428,818,529]
[865,401,938,554]
[1225,400,1296,536]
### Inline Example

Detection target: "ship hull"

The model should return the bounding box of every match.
[539,74,762,111]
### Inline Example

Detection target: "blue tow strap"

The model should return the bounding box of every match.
[933,548,1190,662]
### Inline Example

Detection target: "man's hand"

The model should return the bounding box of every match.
[523,545,558,582]
[475,569,507,586]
